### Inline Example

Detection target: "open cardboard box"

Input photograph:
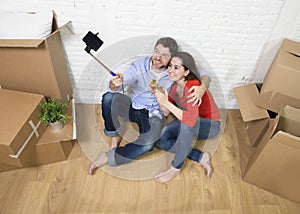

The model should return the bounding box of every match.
[233,83,272,147]
[0,89,46,167]
[242,105,300,203]
[257,38,300,113]
[0,17,72,102]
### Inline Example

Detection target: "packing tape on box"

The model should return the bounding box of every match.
[29,120,40,138]
[9,120,42,159]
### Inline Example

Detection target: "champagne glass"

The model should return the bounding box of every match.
[149,79,158,90]
[157,86,165,94]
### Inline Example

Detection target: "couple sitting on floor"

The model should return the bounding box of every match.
[88,37,221,183]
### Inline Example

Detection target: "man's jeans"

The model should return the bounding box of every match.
[101,92,165,166]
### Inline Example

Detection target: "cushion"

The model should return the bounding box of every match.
[0,9,53,39]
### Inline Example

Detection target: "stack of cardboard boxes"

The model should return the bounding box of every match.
[234,38,300,202]
[0,19,76,173]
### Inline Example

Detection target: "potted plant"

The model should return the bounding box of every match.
[39,98,72,132]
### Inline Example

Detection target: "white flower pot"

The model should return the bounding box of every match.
[49,121,64,133]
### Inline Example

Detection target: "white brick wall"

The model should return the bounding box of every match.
[1,0,300,108]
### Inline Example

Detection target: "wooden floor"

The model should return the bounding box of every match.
[0,106,300,214]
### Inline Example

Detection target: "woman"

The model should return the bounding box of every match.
[154,52,221,183]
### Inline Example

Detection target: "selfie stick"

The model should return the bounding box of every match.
[87,51,117,77]
[83,31,117,76]
[83,31,124,92]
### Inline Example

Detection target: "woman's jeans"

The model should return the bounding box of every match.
[156,117,221,169]
[101,92,165,166]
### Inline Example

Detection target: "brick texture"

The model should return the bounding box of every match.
[1,0,300,108]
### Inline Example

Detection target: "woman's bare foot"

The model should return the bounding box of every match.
[109,136,122,148]
[199,152,213,178]
[154,166,181,183]
[88,152,108,175]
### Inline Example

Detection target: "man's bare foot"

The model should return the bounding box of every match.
[154,166,181,183]
[88,152,108,175]
[109,136,122,148]
[199,152,213,177]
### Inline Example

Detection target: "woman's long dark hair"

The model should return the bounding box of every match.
[172,52,200,82]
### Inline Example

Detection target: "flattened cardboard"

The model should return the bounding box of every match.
[0,21,72,102]
[0,89,46,167]
[258,38,300,113]
[243,105,300,203]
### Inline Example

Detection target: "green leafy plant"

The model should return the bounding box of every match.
[39,98,71,125]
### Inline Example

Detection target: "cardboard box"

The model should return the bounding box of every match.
[32,99,76,165]
[34,140,75,165]
[0,19,72,102]
[0,89,46,167]
[257,38,300,113]
[243,105,300,203]
[233,83,271,147]
[0,163,21,173]
[0,99,76,172]
[0,140,79,173]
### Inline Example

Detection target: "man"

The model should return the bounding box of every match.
[88,37,211,174]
